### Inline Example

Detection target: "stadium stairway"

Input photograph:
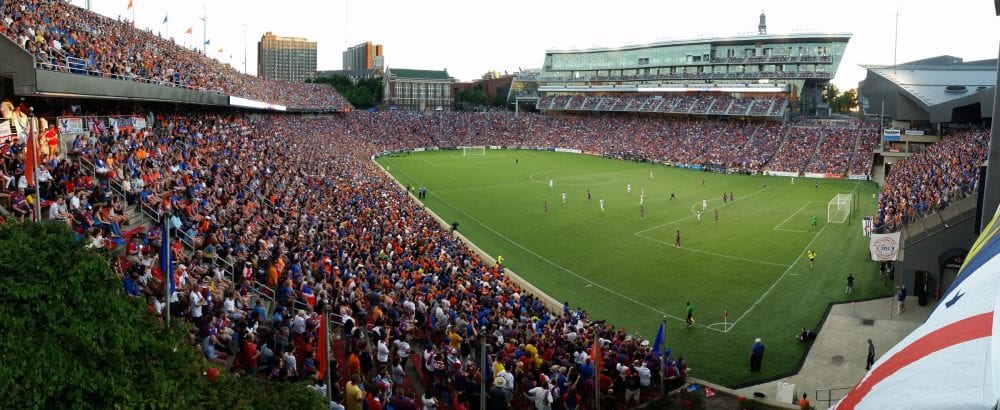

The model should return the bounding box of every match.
[803,131,827,171]
[766,128,795,169]
[715,98,735,115]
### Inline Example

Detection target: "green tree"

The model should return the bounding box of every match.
[455,83,488,108]
[310,75,384,109]
[0,222,326,409]
[834,88,859,113]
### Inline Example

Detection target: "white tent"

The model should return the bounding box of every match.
[834,210,1000,409]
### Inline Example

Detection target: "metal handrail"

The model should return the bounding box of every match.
[140,201,160,223]
[34,58,226,94]
[815,386,853,407]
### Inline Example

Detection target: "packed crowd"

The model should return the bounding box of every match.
[876,129,989,232]
[0,0,350,110]
[5,97,979,406]
[849,131,880,176]
[5,107,697,408]
[535,95,786,117]
[767,126,822,173]
[805,128,858,174]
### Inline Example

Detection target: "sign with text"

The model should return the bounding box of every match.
[869,232,902,261]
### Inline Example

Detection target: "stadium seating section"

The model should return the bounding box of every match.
[536,95,788,117]
[0,102,987,407]
[875,129,989,232]
[0,0,351,110]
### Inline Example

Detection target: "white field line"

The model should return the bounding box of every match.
[725,180,861,331]
[387,162,724,332]
[635,233,790,267]
[773,201,821,233]
[416,157,439,166]
[634,188,765,235]
[726,222,829,329]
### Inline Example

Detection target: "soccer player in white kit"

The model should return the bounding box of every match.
[696,210,702,222]
[627,184,632,194]
[549,180,554,188]
[702,199,708,211]
[639,193,645,206]
[561,192,567,204]
[599,198,605,212]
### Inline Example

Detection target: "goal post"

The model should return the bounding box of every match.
[462,146,486,156]
[828,193,852,223]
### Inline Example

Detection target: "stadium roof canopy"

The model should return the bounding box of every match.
[859,56,996,124]
[545,32,852,54]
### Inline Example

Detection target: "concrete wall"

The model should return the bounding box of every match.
[0,35,38,95]
[35,70,229,106]
[896,198,979,302]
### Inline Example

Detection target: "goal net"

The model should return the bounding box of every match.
[462,146,486,156]
[828,193,852,223]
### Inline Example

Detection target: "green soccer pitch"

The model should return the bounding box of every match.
[377,149,888,386]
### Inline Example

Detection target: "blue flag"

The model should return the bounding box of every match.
[163,14,168,24]
[652,322,665,356]
[160,219,174,293]
[204,39,210,45]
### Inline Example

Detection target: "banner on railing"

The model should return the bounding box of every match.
[87,117,107,135]
[848,174,870,180]
[111,116,146,132]
[57,117,86,134]
[554,148,582,154]
[904,130,925,136]
[767,171,798,177]
[883,129,901,142]
[0,120,15,152]
[803,172,845,179]
[869,232,902,261]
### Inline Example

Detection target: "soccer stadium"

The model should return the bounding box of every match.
[0,1,998,409]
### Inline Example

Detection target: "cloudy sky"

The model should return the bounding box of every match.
[73,0,999,89]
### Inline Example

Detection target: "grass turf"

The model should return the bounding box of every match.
[377,149,888,386]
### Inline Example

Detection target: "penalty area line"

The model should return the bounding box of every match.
[728,222,830,328]
[634,233,790,268]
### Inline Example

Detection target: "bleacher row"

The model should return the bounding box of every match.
[536,95,788,117]
[0,0,351,110]
[875,129,989,233]
[534,70,833,83]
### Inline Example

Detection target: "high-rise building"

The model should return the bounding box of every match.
[257,32,317,82]
[342,42,383,73]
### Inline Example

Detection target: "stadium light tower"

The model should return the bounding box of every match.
[200,5,207,56]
